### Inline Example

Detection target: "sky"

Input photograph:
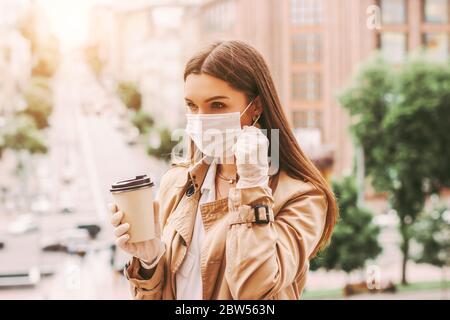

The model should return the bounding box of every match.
[37,0,198,50]
[38,0,93,50]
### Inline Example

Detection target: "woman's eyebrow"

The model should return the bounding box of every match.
[184,96,230,103]
[204,95,229,102]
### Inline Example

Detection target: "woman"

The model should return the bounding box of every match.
[109,40,338,300]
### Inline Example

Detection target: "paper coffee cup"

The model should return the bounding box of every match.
[110,174,155,243]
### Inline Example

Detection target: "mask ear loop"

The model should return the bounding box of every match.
[240,99,254,119]
[241,98,262,126]
[252,113,261,126]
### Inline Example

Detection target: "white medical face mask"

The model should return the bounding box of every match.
[186,99,257,160]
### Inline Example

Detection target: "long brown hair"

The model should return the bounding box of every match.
[183,40,338,257]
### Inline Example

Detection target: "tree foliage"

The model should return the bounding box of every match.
[311,176,382,274]
[339,55,450,283]
[117,82,142,111]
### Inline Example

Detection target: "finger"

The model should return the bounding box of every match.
[108,203,118,213]
[116,233,130,248]
[114,223,130,237]
[110,211,124,227]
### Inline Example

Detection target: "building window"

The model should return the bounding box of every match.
[380,0,406,24]
[292,110,322,129]
[423,33,449,62]
[202,0,236,33]
[379,32,407,63]
[291,0,323,25]
[424,0,449,23]
[292,72,322,101]
[292,34,322,63]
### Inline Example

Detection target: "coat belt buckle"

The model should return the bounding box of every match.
[253,204,270,224]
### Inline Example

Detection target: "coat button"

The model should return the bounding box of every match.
[186,184,195,197]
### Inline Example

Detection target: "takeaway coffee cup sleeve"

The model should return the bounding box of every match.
[110,174,155,243]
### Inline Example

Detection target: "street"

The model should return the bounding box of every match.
[0,51,168,299]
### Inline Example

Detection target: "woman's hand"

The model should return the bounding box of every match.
[234,125,270,188]
[109,202,164,265]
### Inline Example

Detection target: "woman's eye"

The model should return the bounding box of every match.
[186,103,198,111]
[211,102,225,109]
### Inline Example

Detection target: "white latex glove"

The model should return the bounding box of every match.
[234,125,269,189]
[109,202,165,269]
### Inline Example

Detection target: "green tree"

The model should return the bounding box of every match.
[117,82,142,111]
[2,115,47,155]
[20,77,53,129]
[131,109,155,134]
[339,56,450,284]
[412,200,450,292]
[310,176,382,280]
[1,115,48,212]
[147,127,177,162]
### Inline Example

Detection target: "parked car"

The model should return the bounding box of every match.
[8,214,39,235]
[41,228,91,257]
[77,224,101,240]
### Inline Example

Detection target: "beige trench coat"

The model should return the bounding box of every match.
[124,158,328,300]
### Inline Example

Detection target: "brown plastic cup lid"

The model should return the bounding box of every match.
[110,174,154,193]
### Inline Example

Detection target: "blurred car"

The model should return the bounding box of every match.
[0,267,41,288]
[59,228,90,243]
[0,240,5,250]
[41,228,91,256]
[7,214,39,235]
[77,224,101,239]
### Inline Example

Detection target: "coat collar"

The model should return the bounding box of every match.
[177,155,280,192]
[174,156,214,192]
[170,156,211,250]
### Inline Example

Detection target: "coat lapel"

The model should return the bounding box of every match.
[168,157,211,274]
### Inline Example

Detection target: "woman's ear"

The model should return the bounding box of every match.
[252,96,263,123]
[254,96,263,116]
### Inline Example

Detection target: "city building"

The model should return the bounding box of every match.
[191,0,450,180]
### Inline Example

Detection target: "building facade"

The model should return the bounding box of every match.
[192,0,450,178]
